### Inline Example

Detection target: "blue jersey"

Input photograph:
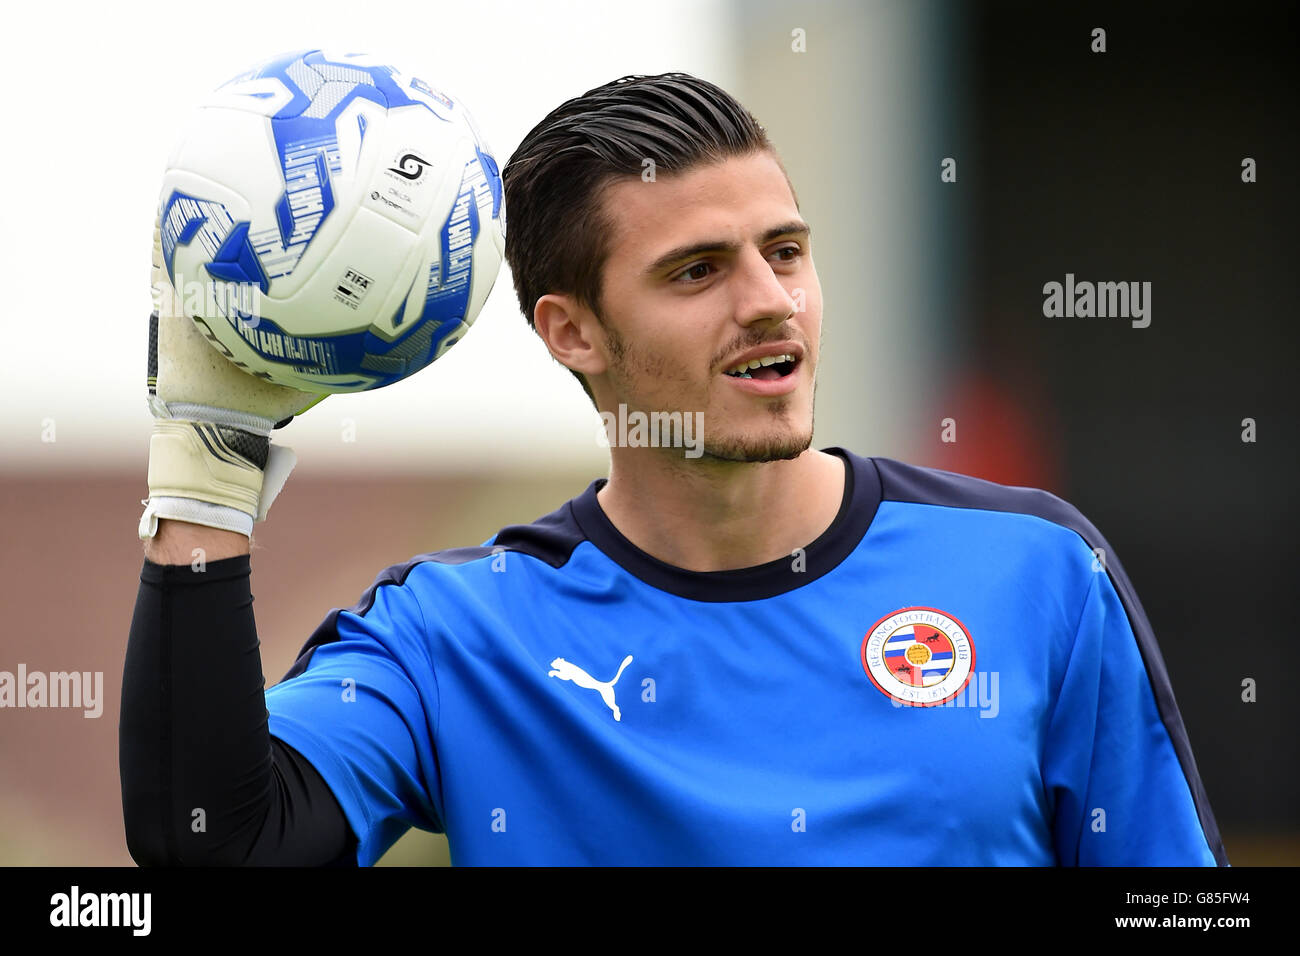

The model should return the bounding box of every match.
[264,448,1226,866]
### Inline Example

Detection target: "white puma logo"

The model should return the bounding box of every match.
[548,655,634,721]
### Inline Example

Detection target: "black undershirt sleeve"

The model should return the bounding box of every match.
[120,554,357,866]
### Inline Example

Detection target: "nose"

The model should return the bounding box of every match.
[732,246,797,328]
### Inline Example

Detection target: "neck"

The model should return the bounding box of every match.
[595,446,846,572]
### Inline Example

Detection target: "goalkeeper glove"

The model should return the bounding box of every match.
[139,215,327,540]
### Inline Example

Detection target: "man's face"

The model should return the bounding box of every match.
[590,149,822,463]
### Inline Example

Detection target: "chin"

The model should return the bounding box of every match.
[699,428,814,463]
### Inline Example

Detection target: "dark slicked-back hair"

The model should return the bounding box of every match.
[502,72,780,403]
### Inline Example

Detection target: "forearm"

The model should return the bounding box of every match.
[120,552,355,865]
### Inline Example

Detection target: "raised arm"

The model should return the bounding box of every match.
[121,221,352,865]
[123,534,356,865]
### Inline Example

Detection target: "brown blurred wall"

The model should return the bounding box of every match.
[0,468,592,866]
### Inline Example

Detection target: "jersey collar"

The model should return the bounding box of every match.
[568,447,882,602]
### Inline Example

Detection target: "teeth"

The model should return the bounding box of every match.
[724,353,795,376]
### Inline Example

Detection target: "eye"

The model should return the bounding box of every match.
[674,262,715,283]
[672,245,802,284]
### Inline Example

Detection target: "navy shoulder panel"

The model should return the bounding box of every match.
[489,494,591,567]
[875,456,1103,543]
[279,493,591,682]
[874,456,1228,866]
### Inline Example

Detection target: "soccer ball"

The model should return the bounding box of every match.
[158,49,505,393]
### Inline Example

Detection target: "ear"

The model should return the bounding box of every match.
[533,293,609,379]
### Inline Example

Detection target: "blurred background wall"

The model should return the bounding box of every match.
[0,0,1294,866]
[927,0,1300,861]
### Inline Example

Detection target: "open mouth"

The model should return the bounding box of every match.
[722,353,799,381]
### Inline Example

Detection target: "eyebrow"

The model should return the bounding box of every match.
[643,220,812,278]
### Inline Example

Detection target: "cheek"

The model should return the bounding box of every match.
[637,325,709,383]
[616,336,693,386]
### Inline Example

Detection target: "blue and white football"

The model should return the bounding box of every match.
[159,49,504,392]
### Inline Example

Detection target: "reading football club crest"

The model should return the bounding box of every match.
[861,607,975,706]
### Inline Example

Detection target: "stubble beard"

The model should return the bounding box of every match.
[698,388,816,463]
[604,322,818,465]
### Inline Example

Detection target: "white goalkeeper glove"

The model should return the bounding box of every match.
[139,216,327,540]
